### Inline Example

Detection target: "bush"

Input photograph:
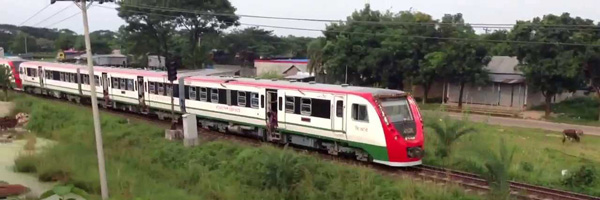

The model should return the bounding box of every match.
[520,161,534,172]
[14,155,38,173]
[563,165,597,188]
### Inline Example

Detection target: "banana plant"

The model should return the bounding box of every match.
[39,184,88,200]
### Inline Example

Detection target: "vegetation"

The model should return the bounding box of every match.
[422,111,600,196]
[479,139,515,200]
[0,65,12,101]
[427,116,477,162]
[531,96,600,126]
[12,94,478,200]
[258,71,285,80]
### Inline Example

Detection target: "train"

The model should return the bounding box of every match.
[0,58,425,167]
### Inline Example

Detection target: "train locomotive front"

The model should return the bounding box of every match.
[369,94,424,167]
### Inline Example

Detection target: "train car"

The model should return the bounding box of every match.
[14,61,425,167]
[0,58,25,90]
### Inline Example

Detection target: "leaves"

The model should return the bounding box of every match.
[479,139,515,200]
[428,116,478,160]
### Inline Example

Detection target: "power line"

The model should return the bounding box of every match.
[33,4,73,27]
[94,5,600,47]
[116,3,600,30]
[44,11,82,28]
[19,4,52,26]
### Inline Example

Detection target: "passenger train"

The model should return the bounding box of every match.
[0,58,424,167]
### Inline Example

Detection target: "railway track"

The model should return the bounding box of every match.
[18,92,600,200]
[411,165,599,200]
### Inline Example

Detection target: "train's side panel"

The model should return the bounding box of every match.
[182,81,265,126]
[345,94,389,161]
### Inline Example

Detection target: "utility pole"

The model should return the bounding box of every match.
[50,1,114,199]
[24,34,28,54]
[345,65,348,84]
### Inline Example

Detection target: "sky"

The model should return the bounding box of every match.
[0,0,599,37]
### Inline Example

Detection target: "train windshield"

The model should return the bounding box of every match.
[381,98,413,123]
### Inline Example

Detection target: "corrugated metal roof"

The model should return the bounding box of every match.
[486,56,521,74]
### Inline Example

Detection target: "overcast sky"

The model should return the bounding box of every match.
[1,0,598,37]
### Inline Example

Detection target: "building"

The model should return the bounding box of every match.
[255,59,309,77]
[92,54,128,67]
[148,55,166,70]
[445,56,585,109]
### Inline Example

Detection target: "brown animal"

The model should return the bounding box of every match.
[563,129,584,143]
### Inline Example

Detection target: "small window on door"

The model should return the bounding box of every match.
[336,101,343,117]
[120,79,126,89]
[352,104,369,122]
[301,98,311,115]
[285,96,295,113]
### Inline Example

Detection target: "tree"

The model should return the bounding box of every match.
[482,30,511,56]
[9,32,37,54]
[511,13,590,117]
[480,139,515,200]
[0,65,12,101]
[322,5,401,88]
[55,30,77,50]
[118,0,178,65]
[417,51,447,104]
[428,116,477,162]
[307,38,326,80]
[171,0,239,67]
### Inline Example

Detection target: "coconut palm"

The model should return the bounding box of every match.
[480,139,515,200]
[307,38,326,76]
[428,116,477,161]
[0,65,13,101]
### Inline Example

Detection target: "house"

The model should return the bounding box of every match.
[444,56,585,109]
[255,59,309,77]
[148,55,166,70]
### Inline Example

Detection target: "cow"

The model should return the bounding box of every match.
[563,129,584,143]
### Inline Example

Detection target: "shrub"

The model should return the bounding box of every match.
[14,155,38,173]
[520,161,534,172]
[563,165,597,188]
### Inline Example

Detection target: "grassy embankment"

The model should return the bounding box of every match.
[531,96,600,126]
[422,110,600,196]
[12,94,477,200]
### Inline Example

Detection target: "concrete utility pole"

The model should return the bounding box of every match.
[50,0,114,199]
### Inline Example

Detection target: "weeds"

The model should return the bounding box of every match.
[479,139,515,200]
[14,94,479,200]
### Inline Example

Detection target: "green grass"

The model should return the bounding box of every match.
[13,94,479,200]
[417,103,443,111]
[422,111,600,196]
[532,96,600,126]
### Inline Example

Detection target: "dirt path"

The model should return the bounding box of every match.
[0,138,55,198]
[424,110,600,136]
[0,101,14,117]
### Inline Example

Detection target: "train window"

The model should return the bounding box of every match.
[211,88,219,102]
[336,101,343,118]
[200,88,208,101]
[218,89,228,105]
[251,93,259,108]
[158,83,164,95]
[261,95,265,108]
[352,104,369,122]
[59,72,64,81]
[149,82,156,94]
[95,76,100,86]
[120,79,126,90]
[71,74,76,83]
[301,98,311,115]
[285,96,294,113]
[84,75,90,85]
[113,78,119,88]
[189,87,197,100]
[128,79,134,91]
[19,67,23,75]
[166,84,173,96]
[238,91,246,106]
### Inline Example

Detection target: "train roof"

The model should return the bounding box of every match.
[13,60,406,97]
[188,76,406,97]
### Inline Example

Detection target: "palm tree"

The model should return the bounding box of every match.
[0,65,13,101]
[307,38,326,78]
[480,139,515,200]
[428,116,477,162]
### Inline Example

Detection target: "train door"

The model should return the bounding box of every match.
[76,69,82,95]
[37,66,44,88]
[101,73,110,105]
[137,76,146,109]
[333,95,346,134]
[266,89,279,133]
